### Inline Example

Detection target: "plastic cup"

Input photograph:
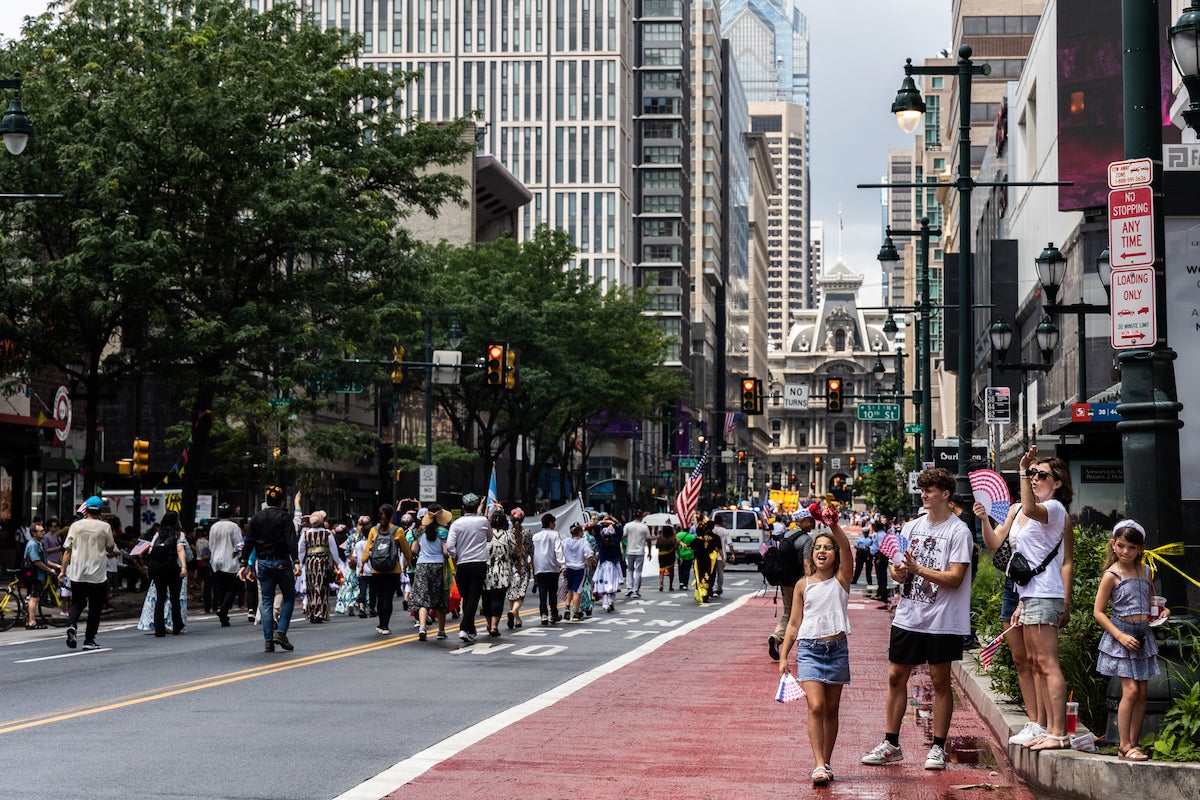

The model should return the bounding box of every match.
[1066,701,1079,734]
[1150,595,1165,618]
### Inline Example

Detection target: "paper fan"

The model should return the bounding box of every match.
[969,469,1011,522]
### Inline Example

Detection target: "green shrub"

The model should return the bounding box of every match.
[1144,682,1200,761]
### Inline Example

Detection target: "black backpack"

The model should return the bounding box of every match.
[760,531,809,586]
[147,532,178,576]
[368,527,399,572]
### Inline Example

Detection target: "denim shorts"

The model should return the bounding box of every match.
[1019,596,1065,626]
[1000,578,1020,623]
[794,635,851,684]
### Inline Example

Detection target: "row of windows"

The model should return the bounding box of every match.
[642,145,682,163]
[554,125,619,184]
[962,16,1040,36]
[554,60,619,121]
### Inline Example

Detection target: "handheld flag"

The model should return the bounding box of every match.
[674,448,709,528]
[979,624,1018,671]
[487,465,499,513]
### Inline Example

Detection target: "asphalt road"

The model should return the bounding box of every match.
[2,565,765,800]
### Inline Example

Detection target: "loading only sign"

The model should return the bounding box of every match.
[1110,266,1157,349]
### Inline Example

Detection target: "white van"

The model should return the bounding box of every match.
[711,509,767,563]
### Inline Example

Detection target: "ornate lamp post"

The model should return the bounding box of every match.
[990,318,1059,453]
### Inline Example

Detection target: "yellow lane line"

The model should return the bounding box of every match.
[0,632,419,735]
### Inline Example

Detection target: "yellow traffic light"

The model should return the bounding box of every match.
[117,459,133,476]
[826,378,843,413]
[504,347,520,391]
[486,343,505,386]
[132,439,150,475]
[740,377,763,415]
[391,345,406,384]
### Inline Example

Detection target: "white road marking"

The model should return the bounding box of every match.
[332,592,752,800]
[15,648,111,663]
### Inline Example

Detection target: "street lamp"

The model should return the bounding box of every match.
[423,311,463,466]
[1170,0,1200,135]
[877,216,939,468]
[1035,242,1110,404]
[990,317,1058,452]
[0,73,34,156]
[890,45,990,505]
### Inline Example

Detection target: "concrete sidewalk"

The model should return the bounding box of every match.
[379,583,1038,799]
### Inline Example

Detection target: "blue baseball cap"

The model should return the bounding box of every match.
[85,496,103,511]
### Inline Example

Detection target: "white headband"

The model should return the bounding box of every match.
[1113,519,1146,539]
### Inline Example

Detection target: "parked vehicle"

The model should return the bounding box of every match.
[711,509,767,563]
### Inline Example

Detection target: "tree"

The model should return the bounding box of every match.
[0,1,473,523]
[403,228,689,503]
[861,435,915,519]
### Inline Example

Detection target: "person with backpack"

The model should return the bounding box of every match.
[764,507,815,661]
[141,511,188,638]
[361,503,414,636]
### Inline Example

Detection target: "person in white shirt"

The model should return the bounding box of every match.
[711,520,734,596]
[622,509,652,598]
[60,497,118,650]
[208,503,243,627]
[446,492,491,642]
[531,513,565,625]
[861,468,973,772]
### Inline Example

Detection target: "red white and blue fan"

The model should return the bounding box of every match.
[970,469,1011,523]
[775,672,806,703]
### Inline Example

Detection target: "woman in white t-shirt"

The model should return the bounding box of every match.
[1011,445,1074,751]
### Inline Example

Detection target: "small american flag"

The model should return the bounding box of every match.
[674,448,709,528]
[979,625,1017,671]
[722,411,742,440]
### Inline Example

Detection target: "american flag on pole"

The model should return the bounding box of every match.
[979,624,1017,671]
[674,448,709,528]
[722,411,743,440]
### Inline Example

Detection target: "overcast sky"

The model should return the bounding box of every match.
[2,0,951,302]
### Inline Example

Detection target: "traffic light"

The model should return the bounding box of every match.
[504,346,520,391]
[740,377,763,415]
[810,481,817,491]
[486,343,506,386]
[132,439,149,476]
[390,345,406,385]
[826,378,843,412]
[117,459,133,476]
[789,473,797,485]
[737,450,747,466]
[849,455,856,468]
[814,456,822,470]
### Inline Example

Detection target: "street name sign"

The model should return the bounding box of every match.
[1108,158,1152,188]
[1108,186,1154,268]
[678,457,698,468]
[1110,265,1157,349]
[904,423,924,434]
[856,403,901,422]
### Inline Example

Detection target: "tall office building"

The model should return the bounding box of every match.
[720,0,812,349]
[255,0,637,292]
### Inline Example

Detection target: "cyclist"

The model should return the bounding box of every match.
[22,522,58,630]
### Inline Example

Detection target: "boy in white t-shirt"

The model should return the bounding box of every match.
[861,468,973,772]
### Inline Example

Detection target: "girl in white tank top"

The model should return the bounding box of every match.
[777,506,855,786]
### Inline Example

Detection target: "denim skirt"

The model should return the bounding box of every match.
[794,635,851,684]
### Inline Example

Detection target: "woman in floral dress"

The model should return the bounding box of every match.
[298,510,343,623]
[505,509,533,629]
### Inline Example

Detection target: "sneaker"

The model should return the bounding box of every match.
[376,627,391,636]
[272,631,294,651]
[1008,721,1045,746]
[563,610,573,622]
[82,641,101,651]
[66,626,77,649]
[418,628,427,641]
[633,592,642,599]
[861,741,904,765]
[811,765,830,786]
[767,635,780,662]
[264,640,275,652]
[436,632,447,640]
[248,613,256,623]
[924,745,947,770]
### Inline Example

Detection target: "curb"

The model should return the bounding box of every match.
[953,657,1200,799]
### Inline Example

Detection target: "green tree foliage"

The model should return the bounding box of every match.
[404,228,688,501]
[0,1,472,520]
[860,435,914,518]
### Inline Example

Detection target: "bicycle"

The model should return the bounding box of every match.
[32,573,69,627]
[0,569,31,631]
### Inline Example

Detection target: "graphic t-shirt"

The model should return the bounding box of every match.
[891,514,974,636]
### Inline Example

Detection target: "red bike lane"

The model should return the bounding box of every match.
[380,584,1038,799]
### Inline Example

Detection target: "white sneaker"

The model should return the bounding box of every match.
[1008,721,1045,745]
[375,627,390,635]
[924,745,947,770]
[861,741,903,765]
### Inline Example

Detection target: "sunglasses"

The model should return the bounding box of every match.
[812,544,837,552]
[1025,468,1054,481]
